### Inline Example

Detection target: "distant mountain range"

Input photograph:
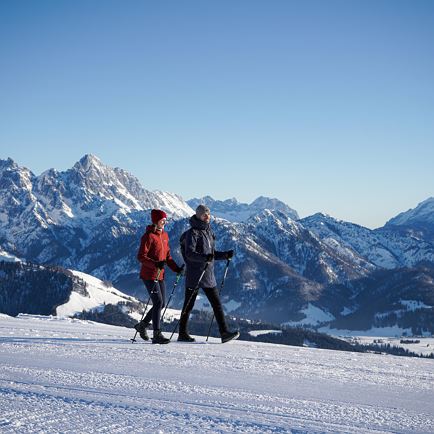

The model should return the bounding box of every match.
[1,154,433,336]
[187,196,299,222]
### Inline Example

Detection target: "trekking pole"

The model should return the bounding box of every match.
[206,258,231,342]
[130,268,162,343]
[170,262,210,341]
[160,267,184,324]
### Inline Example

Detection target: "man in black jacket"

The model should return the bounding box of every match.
[179,204,239,343]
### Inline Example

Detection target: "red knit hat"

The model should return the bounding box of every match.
[151,209,167,224]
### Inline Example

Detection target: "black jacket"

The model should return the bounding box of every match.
[184,215,227,288]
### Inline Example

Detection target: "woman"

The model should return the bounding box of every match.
[135,209,183,344]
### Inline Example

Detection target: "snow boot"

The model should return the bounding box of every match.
[221,330,240,344]
[177,332,195,342]
[134,321,149,341]
[152,330,170,345]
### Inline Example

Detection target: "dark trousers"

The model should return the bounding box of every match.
[141,279,166,331]
[179,286,228,335]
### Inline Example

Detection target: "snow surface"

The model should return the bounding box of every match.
[248,329,282,337]
[1,314,433,433]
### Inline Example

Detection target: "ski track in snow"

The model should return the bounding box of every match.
[0,315,433,433]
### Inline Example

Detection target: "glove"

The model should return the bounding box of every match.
[177,264,185,274]
[225,249,234,259]
[206,253,214,263]
[155,260,166,269]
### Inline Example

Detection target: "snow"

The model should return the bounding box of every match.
[283,304,335,327]
[0,249,21,263]
[248,329,282,337]
[0,314,433,433]
[386,197,434,226]
[400,299,432,311]
[341,335,434,357]
[320,325,414,338]
[340,306,357,316]
[223,299,242,312]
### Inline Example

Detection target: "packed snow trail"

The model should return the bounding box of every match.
[0,315,433,433]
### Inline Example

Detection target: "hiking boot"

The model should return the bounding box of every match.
[177,332,195,342]
[152,330,170,344]
[221,330,240,344]
[134,321,149,341]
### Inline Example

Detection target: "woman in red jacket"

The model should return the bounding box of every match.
[135,209,183,344]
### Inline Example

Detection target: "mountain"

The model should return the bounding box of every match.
[386,197,434,227]
[1,155,434,335]
[187,195,299,222]
[0,154,193,268]
[301,212,434,269]
[320,264,434,335]
[384,197,434,245]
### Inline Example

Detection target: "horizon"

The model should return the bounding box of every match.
[1,1,433,229]
[1,152,428,230]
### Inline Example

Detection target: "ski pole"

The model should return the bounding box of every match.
[206,258,231,341]
[170,262,210,341]
[130,268,162,343]
[160,267,184,324]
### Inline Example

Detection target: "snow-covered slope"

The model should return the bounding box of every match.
[0,314,433,433]
[56,269,139,318]
[0,248,20,263]
[57,269,182,323]
[0,261,182,324]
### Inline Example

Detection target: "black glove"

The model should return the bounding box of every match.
[206,253,214,263]
[177,264,185,274]
[155,260,166,269]
[225,249,234,259]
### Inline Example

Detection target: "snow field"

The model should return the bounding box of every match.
[0,314,433,433]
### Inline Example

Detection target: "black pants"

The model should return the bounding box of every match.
[142,279,166,331]
[179,287,228,335]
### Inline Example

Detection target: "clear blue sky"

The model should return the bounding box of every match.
[1,0,433,228]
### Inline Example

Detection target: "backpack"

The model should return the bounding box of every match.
[179,229,190,261]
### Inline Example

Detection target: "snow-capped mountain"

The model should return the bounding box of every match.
[0,155,193,265]
[386,197,434,227]
[1,154,192,227]
[301,212,434,269]
[187,195,299,222]
[384,197,434,245]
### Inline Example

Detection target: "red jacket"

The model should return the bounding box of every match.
[137,225,181,280]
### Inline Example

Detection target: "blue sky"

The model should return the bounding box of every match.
[1,0,433,228]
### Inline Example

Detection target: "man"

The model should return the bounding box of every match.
[179,204,239,344]
[136,209,184,344]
